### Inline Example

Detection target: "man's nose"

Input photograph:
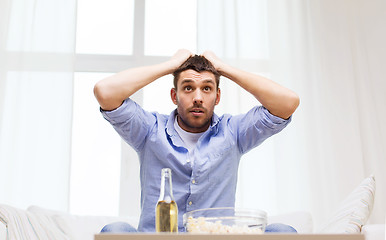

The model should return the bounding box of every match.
[193,91,203,104]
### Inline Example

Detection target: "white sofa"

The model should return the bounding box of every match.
[1,175,383,240]
[0,204,139,240]
[0,204,384,240]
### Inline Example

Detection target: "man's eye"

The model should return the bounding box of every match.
[203,86,211,91]
[184,86,192,91]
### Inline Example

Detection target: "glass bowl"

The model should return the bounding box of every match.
[183,207,267,234]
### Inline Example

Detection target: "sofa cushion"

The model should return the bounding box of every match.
[318,175,376,233]
[53,213,138,240]
[0,204,38,239]
[28,205,138,240]
[0,204,68,240]
[0,221,6,239]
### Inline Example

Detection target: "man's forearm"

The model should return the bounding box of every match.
[94,49,192,111]
[202,50,299,119]
[220,65,299,119]
[94,62,175,111]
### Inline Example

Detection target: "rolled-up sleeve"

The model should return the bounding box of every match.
[101,99,137,124]
[101,98,156,152]
[259,106,291,128]
[231,106,292,154]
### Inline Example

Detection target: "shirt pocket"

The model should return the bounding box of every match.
[207,142,239,183]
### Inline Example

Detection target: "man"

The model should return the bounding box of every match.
[94,49,300,232]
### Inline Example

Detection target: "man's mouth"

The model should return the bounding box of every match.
[190,108,204,116]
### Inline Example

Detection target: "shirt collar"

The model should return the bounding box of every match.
[166,109,221,139]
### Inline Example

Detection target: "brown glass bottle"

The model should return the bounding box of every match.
[155,168,178,232]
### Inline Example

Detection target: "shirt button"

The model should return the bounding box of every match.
[186,159,190,163]
[192,179,196,184]
[189,201,192,206]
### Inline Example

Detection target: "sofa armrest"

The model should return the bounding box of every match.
[362,224,385,240]
[0,221,6,240]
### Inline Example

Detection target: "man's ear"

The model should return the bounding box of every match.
[171,88,178,105]
[215,88,221,105]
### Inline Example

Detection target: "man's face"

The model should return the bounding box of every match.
[171,69,221,133]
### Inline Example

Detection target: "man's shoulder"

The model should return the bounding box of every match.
[122,99,173,121]
[214,106,261,123]
[152,111,172,122]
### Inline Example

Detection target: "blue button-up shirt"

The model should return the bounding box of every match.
[101,98,291,232]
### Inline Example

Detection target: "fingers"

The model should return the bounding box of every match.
[170,49,223,71]
[171,49,193,67]
[174,49,193,58]
[201,50,215,58]
[201,50,217,62]
[200,50,223,72]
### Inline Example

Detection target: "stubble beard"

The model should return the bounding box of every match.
[175,95,216,133]
[176,113,211,133]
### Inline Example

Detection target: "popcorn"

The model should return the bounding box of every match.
[185,216,264,234]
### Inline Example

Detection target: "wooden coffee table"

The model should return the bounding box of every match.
[95,233,365,240]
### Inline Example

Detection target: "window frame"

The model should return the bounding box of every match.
[72,0,151,218]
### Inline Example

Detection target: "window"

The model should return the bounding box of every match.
[75,0,134,55]
[144,0,197,56]
[70,72,121,216]
[71,0,197,216]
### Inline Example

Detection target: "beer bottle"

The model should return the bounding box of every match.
[155,168,178,232]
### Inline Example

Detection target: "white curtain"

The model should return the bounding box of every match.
[197,0,386,227]
[0,0,77,211]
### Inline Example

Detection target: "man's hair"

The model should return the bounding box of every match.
[172,55,220,89]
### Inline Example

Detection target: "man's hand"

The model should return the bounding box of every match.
[170,49,194,71]
[201,50,226,73]
[94,49,193,111]
[201,50,299,119]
